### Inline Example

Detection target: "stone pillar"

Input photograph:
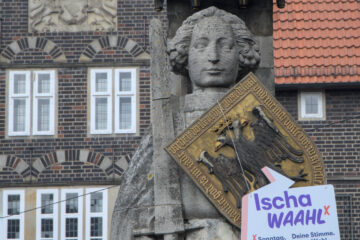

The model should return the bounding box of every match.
[150,19,184,236]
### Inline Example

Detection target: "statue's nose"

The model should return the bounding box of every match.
[207,43,219,64]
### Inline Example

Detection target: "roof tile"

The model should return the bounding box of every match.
[273,0,360,85]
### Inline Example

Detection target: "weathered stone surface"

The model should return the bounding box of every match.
[151,19,184,235]
[185,219,241,240]
[28,0,117,32]
[111,6,275,239]
[181,91,228,219]
[168,7,260,93]
[110,133,155,240]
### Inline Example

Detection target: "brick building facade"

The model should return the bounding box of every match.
[0,0,358,239]
[0,0,165,239]
[274,0,360,239]
[276,89,360,239]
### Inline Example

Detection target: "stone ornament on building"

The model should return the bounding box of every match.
[29,0,117,32]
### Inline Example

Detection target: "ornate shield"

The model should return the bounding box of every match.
[166,73,325,228]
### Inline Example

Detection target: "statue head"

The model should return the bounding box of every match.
[168,7,260,91]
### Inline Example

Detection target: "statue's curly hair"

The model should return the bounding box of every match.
[167,7,260,76]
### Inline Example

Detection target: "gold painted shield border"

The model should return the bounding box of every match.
[165,73,325,228]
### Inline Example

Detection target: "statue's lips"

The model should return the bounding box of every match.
[204,69,224,74]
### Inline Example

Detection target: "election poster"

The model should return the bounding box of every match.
[241,167,340,240]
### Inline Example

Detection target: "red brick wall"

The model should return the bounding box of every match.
[276,89,360,239]
[0,0,166,185]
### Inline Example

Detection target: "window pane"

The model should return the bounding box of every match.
[119,72,131,91]
[41,218,53,238]
[90,217,103,237]
[8,195,20,215]
[95,98,108,130]
[13,99,26,132]
[41,194,53,214]
[65,218,78,237]
[305,95,318,114]
[7,219,20,239]
[90,192,103,213]
[14,74,26,94]
[66,193,78,213]
[119,97,132,130]
[95,73,107,92]
[37,99,50,131]
[38,73,51,94]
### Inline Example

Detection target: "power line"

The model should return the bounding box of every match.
[306,114,360,132]
[0,184,119,220]
[1,113,359,219]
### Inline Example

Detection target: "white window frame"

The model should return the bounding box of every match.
[299,91,325,120]
[36,189,59,240]
[114,69,137,133]
[60,189,83,240]
[33,70,55,135]
[90,68,137,134]
[1,190,25,240]
[8,71,31,136]
[8,70,56,136]
[85,188,108,240]
[90,69,113,134]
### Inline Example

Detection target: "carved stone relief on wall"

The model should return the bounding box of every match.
[29,0,117,32]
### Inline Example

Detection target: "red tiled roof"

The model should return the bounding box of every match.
[273,0,360,85]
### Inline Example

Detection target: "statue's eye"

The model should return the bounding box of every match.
[193,39,209,49]
[218,38,234,51]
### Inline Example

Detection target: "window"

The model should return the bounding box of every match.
[8,70,56,136]
[1,190,24,240]
[60,189,83,240]
[85,188,108,240]
[299,91,325,120]
[36,190,58,240]
[90,68,137,134]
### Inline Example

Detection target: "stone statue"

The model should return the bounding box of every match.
[168,7,260,93]
[111,7,262,240]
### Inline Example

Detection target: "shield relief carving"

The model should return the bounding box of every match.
[166,73,325,228]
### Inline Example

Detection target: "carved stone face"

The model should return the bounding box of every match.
[188,17,239,89]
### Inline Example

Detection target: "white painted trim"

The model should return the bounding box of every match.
[85,188,108,240]
[36,189,59,240]
[60,189,83,240]
[114,69,137,134]
[2,190,25,240]
[8,71,31,136]
[299,91,325,120]
[33,70,55,135]
[90,69,112,134]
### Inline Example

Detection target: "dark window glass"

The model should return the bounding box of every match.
[65,218,78,237]
[90,217,102,237]
[119,72,132,91]
[65,193,78,213]
[90,192,103,213]
[119,97,131,129]
[7,219,20,239]
[41,218,53,238]
[305,95,319,114]
[41,194,54,214]
[8,195,20,215]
